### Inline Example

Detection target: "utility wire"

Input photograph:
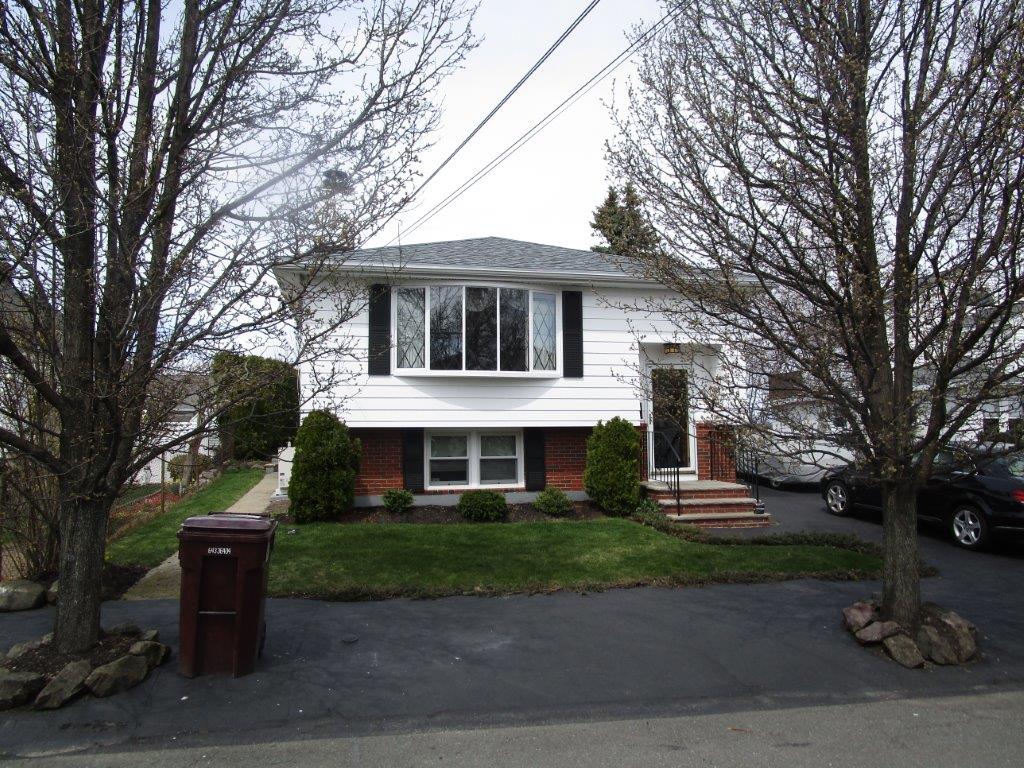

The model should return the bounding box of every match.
[387,5,682,246]
[378,0,602,245]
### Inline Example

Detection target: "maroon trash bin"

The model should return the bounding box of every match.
[177,514,277,677]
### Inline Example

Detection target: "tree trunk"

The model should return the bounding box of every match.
[54,494,112,654]
[881,482,920,627]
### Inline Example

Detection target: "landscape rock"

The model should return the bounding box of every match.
[129,640,171,669]
[915,624,959,665]
[0,670,47,710]
[883,634,926,668]
[854,620,902,645]
[5,632,53,660]
[32,660,91,710]
[842,601,877,633]
[140,629,160,643]
[105,621,143,638]
[46,581,59,604]
[84,654,149,697]
[937,611,978,662]
[0,580,47,612]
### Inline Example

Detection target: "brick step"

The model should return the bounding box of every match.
[656,496,757,509]
[664,510,773,529]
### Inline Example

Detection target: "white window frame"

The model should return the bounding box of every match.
[391,282,562,378]
[424,429,524,490]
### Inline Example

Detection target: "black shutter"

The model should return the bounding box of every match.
[402,428,425,492]
[562,290,583,378]
[524,428,546,491]
[367,284,391,376]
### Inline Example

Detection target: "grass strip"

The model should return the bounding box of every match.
[106,467,263,568]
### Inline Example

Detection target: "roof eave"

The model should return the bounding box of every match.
[283,260,661,287]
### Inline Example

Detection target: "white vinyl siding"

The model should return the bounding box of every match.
[302,283,715,428]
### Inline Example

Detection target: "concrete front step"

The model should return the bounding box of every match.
[642,480,748,492]
[644,480,754,501]
[665,511,773,529]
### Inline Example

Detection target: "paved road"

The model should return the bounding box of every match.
[22,690,1024,767]
[2,488,1022,762]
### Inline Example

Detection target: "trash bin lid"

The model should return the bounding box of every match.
[181,514,276,532]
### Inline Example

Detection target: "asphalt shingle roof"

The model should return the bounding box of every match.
[338,236,634,276]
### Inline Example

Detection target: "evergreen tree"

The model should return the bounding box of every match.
[590,183,660,259]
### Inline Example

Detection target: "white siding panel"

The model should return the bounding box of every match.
[302,283,691,428]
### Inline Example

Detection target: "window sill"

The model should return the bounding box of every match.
[394,369,561,380]
[424,483,525,493]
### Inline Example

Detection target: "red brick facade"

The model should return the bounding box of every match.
[543,427,591,491]
[350,429,404,495]
[695,422,737,483]
[351,424,653,497]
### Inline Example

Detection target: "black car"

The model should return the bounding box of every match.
[820,447,1024,550]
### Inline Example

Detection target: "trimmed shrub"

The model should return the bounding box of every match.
[457,490,507,522]
[168,453,214,483]
[213,353,300,460]
[533,486,573,517]
[583,417,641,516]
[288,410,361,523]
[382,488,415,515]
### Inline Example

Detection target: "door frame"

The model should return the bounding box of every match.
[645,362,697,480]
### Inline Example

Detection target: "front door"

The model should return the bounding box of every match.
[651,368,689,468]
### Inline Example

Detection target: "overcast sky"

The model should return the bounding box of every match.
[364,0,664,251]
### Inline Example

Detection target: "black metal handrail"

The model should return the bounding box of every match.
[648,430,685,512]
[704,427,765,510]
[647,427,766,514]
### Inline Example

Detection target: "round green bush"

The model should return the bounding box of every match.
[168,453,214,483]
[457,489,507,522]
[382,488,414,514]
[288,410,361,523]
[583,417,641,516]
[533,486,573,517]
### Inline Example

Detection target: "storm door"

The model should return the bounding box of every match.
[651,368,690,469]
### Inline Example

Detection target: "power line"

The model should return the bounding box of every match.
[379,0,602,243]
[387,5,682,246]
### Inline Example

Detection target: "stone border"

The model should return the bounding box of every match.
[843,599,979,668]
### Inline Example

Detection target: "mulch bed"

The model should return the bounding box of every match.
[102,563,150,599]
[274,501,604,525]
[31,563,150,602]
[1,634,135,678]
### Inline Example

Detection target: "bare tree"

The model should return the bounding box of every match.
[609,0,1024,626]
[0,0,477,653]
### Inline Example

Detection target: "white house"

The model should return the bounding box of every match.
[277,237,762,521]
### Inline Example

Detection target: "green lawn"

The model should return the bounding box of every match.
[268,518,881,600]
[107,467,263,568]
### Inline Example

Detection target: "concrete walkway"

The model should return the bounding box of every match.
[122,472,277,601]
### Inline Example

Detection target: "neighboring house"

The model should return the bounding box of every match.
[276,237,763,521]
[756,376,854,486]
[132,395,219,485]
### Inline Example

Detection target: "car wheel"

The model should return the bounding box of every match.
[949,505,990,550]
[824,480,850,516]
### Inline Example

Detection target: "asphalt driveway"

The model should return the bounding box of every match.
[2,489,1023,760]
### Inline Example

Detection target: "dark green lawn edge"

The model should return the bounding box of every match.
[630,511,938,577]
[269,566,884,603]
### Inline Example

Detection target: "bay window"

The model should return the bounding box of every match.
[429,286,462,370]
[395,284,558,374]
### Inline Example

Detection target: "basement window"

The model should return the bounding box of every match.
[425,430,523,489]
